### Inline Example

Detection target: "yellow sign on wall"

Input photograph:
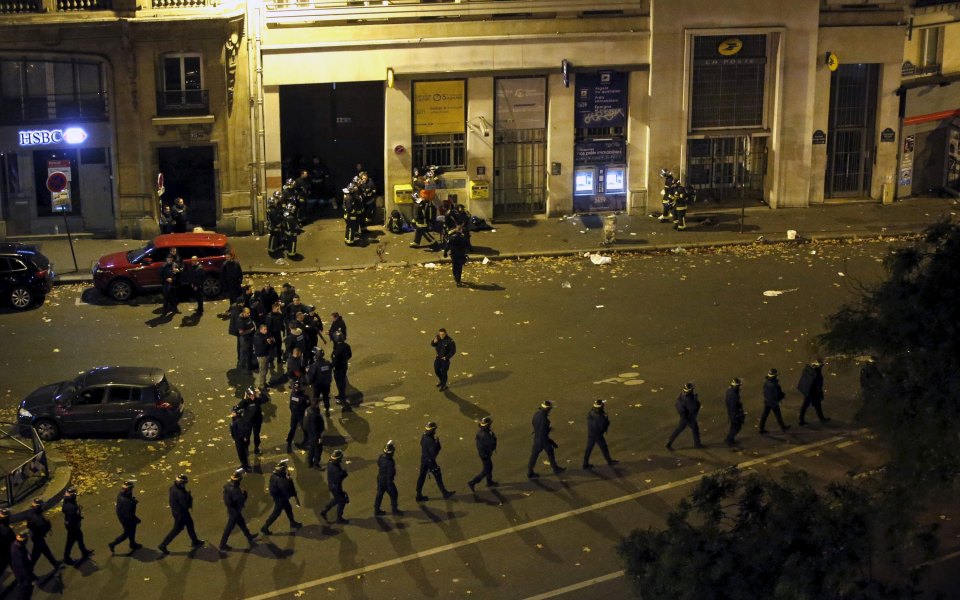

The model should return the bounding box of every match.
[414,80,466,135]
[826,52,840,72]
[718,38,743,56]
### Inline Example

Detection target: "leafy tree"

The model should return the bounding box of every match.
[818,220,960,488]
[617,468,936,600]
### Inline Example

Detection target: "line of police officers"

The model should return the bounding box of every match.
[0,359,828,596]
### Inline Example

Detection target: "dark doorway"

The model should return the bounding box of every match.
[158,145,217,228]
[279,82,384,210]
[826,64,879,198]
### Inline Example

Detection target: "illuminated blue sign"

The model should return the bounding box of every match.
[18,127,89,147]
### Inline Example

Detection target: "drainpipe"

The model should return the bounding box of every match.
[247,1,267,233]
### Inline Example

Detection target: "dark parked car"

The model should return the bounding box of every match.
[92,232,231,301]
[0,242,54,310]
[18,366,185,441]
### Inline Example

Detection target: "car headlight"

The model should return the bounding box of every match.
[18,407,32,418]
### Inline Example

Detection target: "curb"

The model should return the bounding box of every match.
[50,229,921,286]
[9,449,72,524]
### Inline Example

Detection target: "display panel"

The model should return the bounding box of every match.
[574,167,595,195]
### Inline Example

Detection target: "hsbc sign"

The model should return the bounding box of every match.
[18,127,89,147]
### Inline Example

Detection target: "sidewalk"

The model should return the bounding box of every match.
[17,196,959,284]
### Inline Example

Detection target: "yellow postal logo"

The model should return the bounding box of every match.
[718,38,743,56]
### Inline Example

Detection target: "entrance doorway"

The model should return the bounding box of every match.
[825,64,879,198]
[157,145,217,228]
[686,136,767,202]
[0,151,28,235]
[279,82,385,209]
[494,129,546,215]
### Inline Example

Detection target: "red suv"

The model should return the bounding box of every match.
[93,232,232,301]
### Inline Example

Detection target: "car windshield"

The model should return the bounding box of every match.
[126,242,154,263]
[55,382,77,404]
[157,376,172,397]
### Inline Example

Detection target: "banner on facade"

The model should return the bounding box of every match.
[47,159,72,212]
[575,71,627,129]
[495,78,546,130]
[414,80,466,135]
[574,140,626,165]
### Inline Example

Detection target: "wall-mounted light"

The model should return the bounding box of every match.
[387,67,395,89]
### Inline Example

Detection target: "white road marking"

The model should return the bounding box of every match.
[521,570,626,600]
[836,441,857,449]
[243,432,863,600]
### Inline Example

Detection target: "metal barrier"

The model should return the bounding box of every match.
[0,422,48,508]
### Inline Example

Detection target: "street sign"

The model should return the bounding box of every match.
[46,171,68,193]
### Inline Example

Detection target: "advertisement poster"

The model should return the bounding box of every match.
[575,71,627,129]
[414,80,466,135]
[495,78,546,130]
[47,159,72,212]
[574,140,626,165]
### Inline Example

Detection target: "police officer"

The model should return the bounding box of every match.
[724,378,746,446]
[160,254,180,315]
[666,383,704,450]
[431,328,456,391]
[219,469,257,552]
[25,498,58,570]
[583,399,619,469]
[416,422,456,501]
[303,399,325,469]
[220,252,244,303]
[759,368,790,434]
[61,487,92,565]
[0,509,13,579]
[10,531,35,599]
[242,386,269,455]
[237,307,256,372]
[527,400,565,478]
[307,347,334,413]
[266,302,287,370]
[159,474,204,555]
[331,336,353,406]
[329,312,347,343]
[108,481,142,554]
[374,441,402,516]
[798,358,830,426]
[172,197,188,232]
[445,228,469,287]
[321,450,350,524]
[467,417,498,492]
[254,325,276,389]
[261,460,303,535]
[286,380,309,453]
[230,404,252,472]
[159,204,175,234]
[187,256,205,314]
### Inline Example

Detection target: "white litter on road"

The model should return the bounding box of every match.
[763,288,799,297]
[589,254,612,265]
[423,263,437,269]
[482,257,491,264]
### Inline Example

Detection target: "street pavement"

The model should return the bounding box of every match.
[16,196,960,281]
[1,212,959,597]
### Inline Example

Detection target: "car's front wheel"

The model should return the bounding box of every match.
[9,286,34,310]
[33,418,61,441]
[137,418,163,440]
[108,278,134,302]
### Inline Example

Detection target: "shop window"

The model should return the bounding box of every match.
[158,54,208,115]
[690,34,767,131]
[412,133,465,170]
[0,58,107,124]
[33,149,81,216]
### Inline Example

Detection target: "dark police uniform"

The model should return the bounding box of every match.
[26,503,59,569]
[220,256,243,303]
[321,457,350,523]
[159,478,203,553]
[219,476,256,551]
[109,486,142,553]
[666,385,703,450]
[61,493,91,564]
[160,258,180,314]
[724,381,746,446]
[445,230,469,287]
[527,404,564,477]
[583,402,618,468]
[307,354,334,412]
[230,406,252,471]
[431,333,456,391]
[10,536,35,600]
[286,384,309,452]
[261,468,302,534]
[187,262,205,314]
[374,449,400,515]
[0,512,13,578]
[467,420,498,490]
[416,427,455,501]
[798,361,829,425]
[759,370,790,433]
[303,402,325,468]
[331,340,352,403]
[242,389,269,454]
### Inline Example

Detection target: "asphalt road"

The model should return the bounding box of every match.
[1,238,953,599]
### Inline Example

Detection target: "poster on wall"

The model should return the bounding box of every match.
[47,159,72,212]
[495,78,546,130]
[899,167,913,187]
[575,71,627,129]
[413,80,466,135]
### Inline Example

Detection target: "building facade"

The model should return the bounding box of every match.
[0,0,955,239]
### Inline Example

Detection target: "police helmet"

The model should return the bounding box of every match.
[274,459,290,473]
[176,474,189,484]
[767,369,779,378]
[330,449,344,461]
[424,421,438,431]
[592,399,606,409]
[683,382,695,392]
[540,400,554,410]
[730,378,742,387]
[384,440,395,454]
[230,469,244,482]
[479,416,493,428]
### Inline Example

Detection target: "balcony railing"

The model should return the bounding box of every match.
[156,89,210,116]
[0,93,109,125]
[57,0,112,10]
[152,0,209,8]
[0,0,42,14]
